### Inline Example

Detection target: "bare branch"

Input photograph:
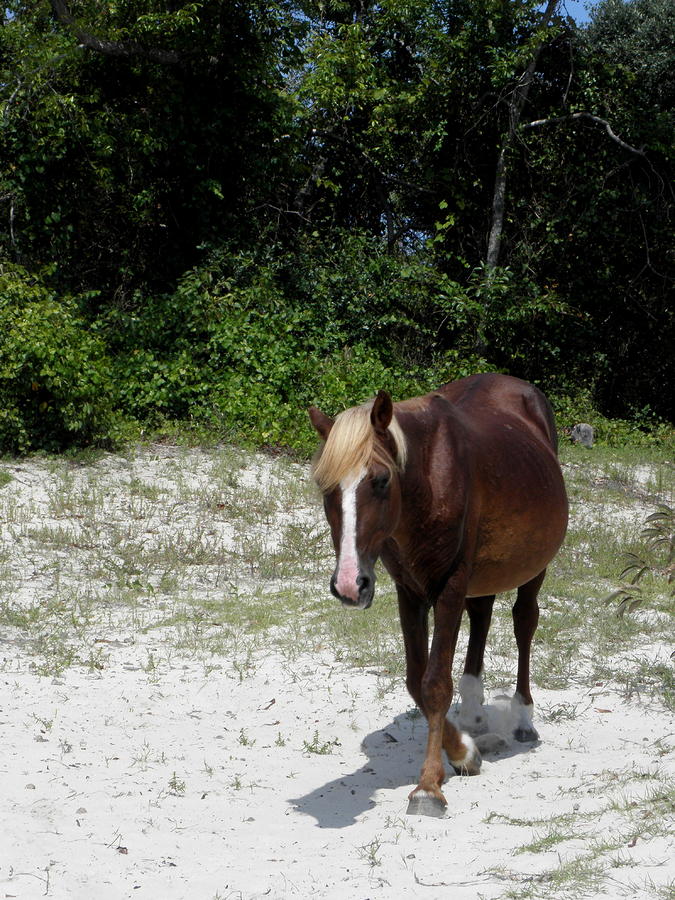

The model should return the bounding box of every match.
[523,112,646,156]
[50,0,182,64]
[562,36,574,108]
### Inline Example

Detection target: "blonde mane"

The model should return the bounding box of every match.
[311,400,407,493]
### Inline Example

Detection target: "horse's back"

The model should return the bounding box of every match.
[435,373,558,453]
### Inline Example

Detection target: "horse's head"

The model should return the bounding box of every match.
[309,391,406,610]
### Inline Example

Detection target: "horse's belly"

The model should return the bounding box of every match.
[467,508,567,596]
[467,557,551,596]
[464,440,568,596]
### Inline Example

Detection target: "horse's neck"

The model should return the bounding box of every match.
[395,406,471,533]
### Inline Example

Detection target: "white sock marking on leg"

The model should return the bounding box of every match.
[511,693,536,731]
[450,732,478,767]
[459,673,487,732]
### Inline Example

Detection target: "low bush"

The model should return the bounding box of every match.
[0,265,119,454]
[551,388,673,448]
[100,238,493,453]
[1,243,671,456]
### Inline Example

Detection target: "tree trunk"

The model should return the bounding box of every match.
[486,0,560,272]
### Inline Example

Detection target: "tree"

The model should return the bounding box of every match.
[0,0,305,299]
[485,0,673,416]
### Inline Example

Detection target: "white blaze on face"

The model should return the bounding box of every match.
[335,468,366,602]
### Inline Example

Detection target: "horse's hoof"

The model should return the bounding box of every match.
[406,790,447,818]
[475,732,509,755]
[451,754,482,776]
[513,726,539,743]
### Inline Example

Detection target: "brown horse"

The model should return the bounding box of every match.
[309,373,568,814]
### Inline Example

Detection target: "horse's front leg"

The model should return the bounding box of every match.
[408,576,481,812]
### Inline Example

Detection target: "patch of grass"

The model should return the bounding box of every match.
[593,655,675,712]
[238,728,255,748]
[500,853,606,899]
[168,772,187,796]
[357,835,383,868]
[490,767,675,900]
[537,699,589,723]
[1,444,671,713]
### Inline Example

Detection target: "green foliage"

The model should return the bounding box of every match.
[99,235,491,453]
[0,266,118,453]
[0,0,304,298]
[551,389,673,447]
[508,0,675,418]
[620,504,674,589]
[0,0,671,452]
[605,503,675,617]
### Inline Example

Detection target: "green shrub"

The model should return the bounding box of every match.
[2,241,669,456]
[0,265,118,453]
[102,238,494,453]
[551,387,673,448]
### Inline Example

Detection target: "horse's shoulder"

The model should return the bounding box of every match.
[396,390,465,432]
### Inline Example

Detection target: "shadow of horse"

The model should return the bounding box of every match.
[289,701,536,829]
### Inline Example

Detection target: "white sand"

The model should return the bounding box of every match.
[0,449,672,899]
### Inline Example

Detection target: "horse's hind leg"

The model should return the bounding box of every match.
[512,569,545,742]
[458,595,495,735]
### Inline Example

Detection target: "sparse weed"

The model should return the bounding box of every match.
[538,699,588,723]
[238,728,255,748]
[604,503,674,618]
[383,815,415,837]
[357,835,383,868]
[492,765,675,899]
[30,712,55,732]
[168,772,186,796]
[131,741,153,771]
[302,730,340,755]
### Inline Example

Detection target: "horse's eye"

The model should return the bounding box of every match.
[372,474,390,496]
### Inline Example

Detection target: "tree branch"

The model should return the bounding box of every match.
[50,0,182,64]
[523,112,646,156]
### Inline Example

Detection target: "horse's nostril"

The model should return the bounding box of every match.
[356,574,371,591]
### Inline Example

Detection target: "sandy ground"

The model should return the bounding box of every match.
[0,449,673,900]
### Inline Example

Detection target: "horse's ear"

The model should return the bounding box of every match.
[308,406,334,440]
[370,390,393,434]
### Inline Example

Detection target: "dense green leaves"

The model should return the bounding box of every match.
[96,237,492,451]
[0,0,303,296]
[0,266,117,452]
[0,0,672,453]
